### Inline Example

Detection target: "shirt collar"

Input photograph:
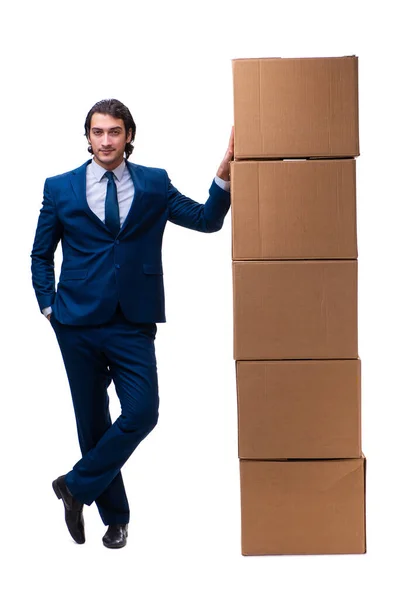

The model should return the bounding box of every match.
[89,157,127,183]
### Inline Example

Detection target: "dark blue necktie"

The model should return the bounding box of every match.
[104,171,120,237]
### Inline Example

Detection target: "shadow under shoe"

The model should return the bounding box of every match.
[52,475,85,544]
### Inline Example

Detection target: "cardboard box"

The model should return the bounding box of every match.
[240,456,366,555]
[232,56,359,159]
[233,260,358,360]
[237,359,361,459]
[231,159,357,260]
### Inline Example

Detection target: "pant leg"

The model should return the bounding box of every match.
[50,316,130,525]
[63,314,159,506]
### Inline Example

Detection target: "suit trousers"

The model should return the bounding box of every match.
[50,304,159,525]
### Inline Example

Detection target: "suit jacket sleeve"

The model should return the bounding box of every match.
[166,173,231,233]
[30,179,63,312]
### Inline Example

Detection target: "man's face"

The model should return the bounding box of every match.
[87,112,132,170]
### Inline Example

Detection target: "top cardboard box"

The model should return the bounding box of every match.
[232,56,359,159]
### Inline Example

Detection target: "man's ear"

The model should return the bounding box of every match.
[126,128,132,144]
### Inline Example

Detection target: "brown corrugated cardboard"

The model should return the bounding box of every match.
[240,456,366,555]
[232,56,359,159]
[231,159,357,260]
[233,260,357,360]
[237,359,361,459]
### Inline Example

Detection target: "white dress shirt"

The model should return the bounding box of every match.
[42,159,230,316]
[86,158,135,226]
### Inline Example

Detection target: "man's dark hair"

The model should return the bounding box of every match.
[84,99,136,159]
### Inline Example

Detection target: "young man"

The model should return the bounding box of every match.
[31,99,233,549]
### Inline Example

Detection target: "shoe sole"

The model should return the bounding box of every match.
[103,540,127,549]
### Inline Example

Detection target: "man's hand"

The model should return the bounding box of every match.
[46,313,52,321]
[216,126,234,182]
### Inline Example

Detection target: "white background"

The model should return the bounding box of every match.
[1,0,399,598]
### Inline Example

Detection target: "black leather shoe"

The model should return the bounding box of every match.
[102,524,128,549]
[52,475,85,544]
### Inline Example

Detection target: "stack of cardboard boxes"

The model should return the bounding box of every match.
[231,56,366,555]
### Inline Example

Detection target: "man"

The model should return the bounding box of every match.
[31,98,233,549]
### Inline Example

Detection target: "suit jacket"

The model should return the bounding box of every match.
[31,159,231,325]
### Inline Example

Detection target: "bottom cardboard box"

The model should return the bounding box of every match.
[240,457,366,555]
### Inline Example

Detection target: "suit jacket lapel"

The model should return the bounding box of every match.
[120,161,146,235]
[69,159,109,233]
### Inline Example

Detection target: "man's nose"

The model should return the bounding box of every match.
[102,134,111,146]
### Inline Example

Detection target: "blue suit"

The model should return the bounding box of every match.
[32,159,231,325]
[31,158,230,525]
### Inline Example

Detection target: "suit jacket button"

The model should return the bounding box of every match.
[115,264,120,269]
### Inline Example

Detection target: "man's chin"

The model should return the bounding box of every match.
[93,152,122,168]
[98,151,115,162]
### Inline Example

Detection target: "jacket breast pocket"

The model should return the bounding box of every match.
[59,269,88,281]
[143,264,163,275]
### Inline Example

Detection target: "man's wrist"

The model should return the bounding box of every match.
[216,166,230,181]
[214,174,230,192]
